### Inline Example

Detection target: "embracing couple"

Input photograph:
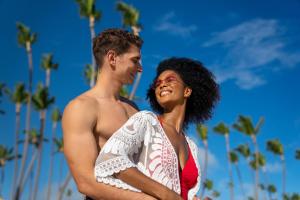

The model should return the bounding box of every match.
[62,28,220,200]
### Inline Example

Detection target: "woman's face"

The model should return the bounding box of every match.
[154,70,191,109]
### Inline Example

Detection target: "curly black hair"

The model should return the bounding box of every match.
[147,57,220,129]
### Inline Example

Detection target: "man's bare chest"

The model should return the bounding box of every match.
[93,102,137,148]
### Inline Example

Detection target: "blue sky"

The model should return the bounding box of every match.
[1,0,300,199]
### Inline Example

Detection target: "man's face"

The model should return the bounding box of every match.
[115,45,142,85]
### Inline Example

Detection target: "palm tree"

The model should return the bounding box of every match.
[17,129,48,197]
[235,144,257,194]
[116,1,142,100]
[267,184,277,200]
[203,179,220,199]
[213,122,234,200]
[204,179,213,192]
[0,83,5,115]
[266,139,286,198]
[212,190,221,199]
[196,124,209,199]
[0,145,15,197]
[15,22,37,200]
[83,64,97,86]
[41,53,59,88]
[233,115,264,200]
[6,83,28,197]
[31,84,55,200]
[46,108,62,200]
[284,193,300,200]
[120,85,129,98]
[296,149,300,160]
[235,144,253,171]
[54,137,73,200]
[57,173,72,200]
[53,138,64,154]
[249,152,267,199]
[75,0,101,87]
[230,151,246,199]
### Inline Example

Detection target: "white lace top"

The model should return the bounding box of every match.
[94,111,201,200]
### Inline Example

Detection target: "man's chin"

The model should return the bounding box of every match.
[127,79,135,85]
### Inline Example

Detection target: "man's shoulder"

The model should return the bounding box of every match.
[64,93,99,116]
[119,96,139,111]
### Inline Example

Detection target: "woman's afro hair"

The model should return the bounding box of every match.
[147,57,220,128]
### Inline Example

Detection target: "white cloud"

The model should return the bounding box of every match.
[154,11,197,38]
[265,162,282,173]
[198,146,219,171]
[204,19,300,90]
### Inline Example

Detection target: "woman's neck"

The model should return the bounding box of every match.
[160,104,186,133]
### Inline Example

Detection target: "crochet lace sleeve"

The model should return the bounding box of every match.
[94,111,152,191]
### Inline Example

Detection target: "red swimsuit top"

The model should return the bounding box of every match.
[158,117,198,200]
[179,146,198,200]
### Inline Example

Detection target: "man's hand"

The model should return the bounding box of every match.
[193,196,212,200]
[162,190,183,200]
[115,167,182,200]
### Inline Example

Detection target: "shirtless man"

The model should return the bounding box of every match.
[62,29,182,200]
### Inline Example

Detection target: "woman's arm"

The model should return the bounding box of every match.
[115,167,182,200]
[95,112,182,200]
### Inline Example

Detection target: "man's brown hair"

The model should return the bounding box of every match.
[93,28,143,70]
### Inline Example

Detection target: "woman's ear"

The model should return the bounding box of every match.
[107,50,116,69]
[184,87,192,98]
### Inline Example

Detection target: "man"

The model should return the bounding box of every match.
[62,29,180,200]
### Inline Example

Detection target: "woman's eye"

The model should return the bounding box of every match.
[166,77,176,83]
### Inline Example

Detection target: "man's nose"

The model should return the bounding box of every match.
[137,63,143,72]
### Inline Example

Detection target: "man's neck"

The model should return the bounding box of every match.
[91,71,123,100]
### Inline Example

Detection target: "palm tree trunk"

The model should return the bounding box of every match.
[15,42,33,200]
[261,167,268,200]
[46,122,57,200]
[57,172,72,200]
[89,16,96,88]
[46,69,51,88]
[280,155,286,199]
[0,167,4,197]
[225,134,234,200]
[235,163,246,199]
[11,104,21,199]
[200,139,208,198]
[251,135,259,200]
[129,27,141,100]
[246,157,256,187]
[27,169,33,200]
[32,111,46,200]
[18,150,38,196]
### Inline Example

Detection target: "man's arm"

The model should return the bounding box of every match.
[62,98,156,200]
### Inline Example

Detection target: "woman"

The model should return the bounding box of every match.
[94,57,220,200]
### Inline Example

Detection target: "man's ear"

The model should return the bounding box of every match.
[107,50,117,68]
[184,87,192,98]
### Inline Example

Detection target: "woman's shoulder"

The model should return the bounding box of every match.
[131,110,158,119]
